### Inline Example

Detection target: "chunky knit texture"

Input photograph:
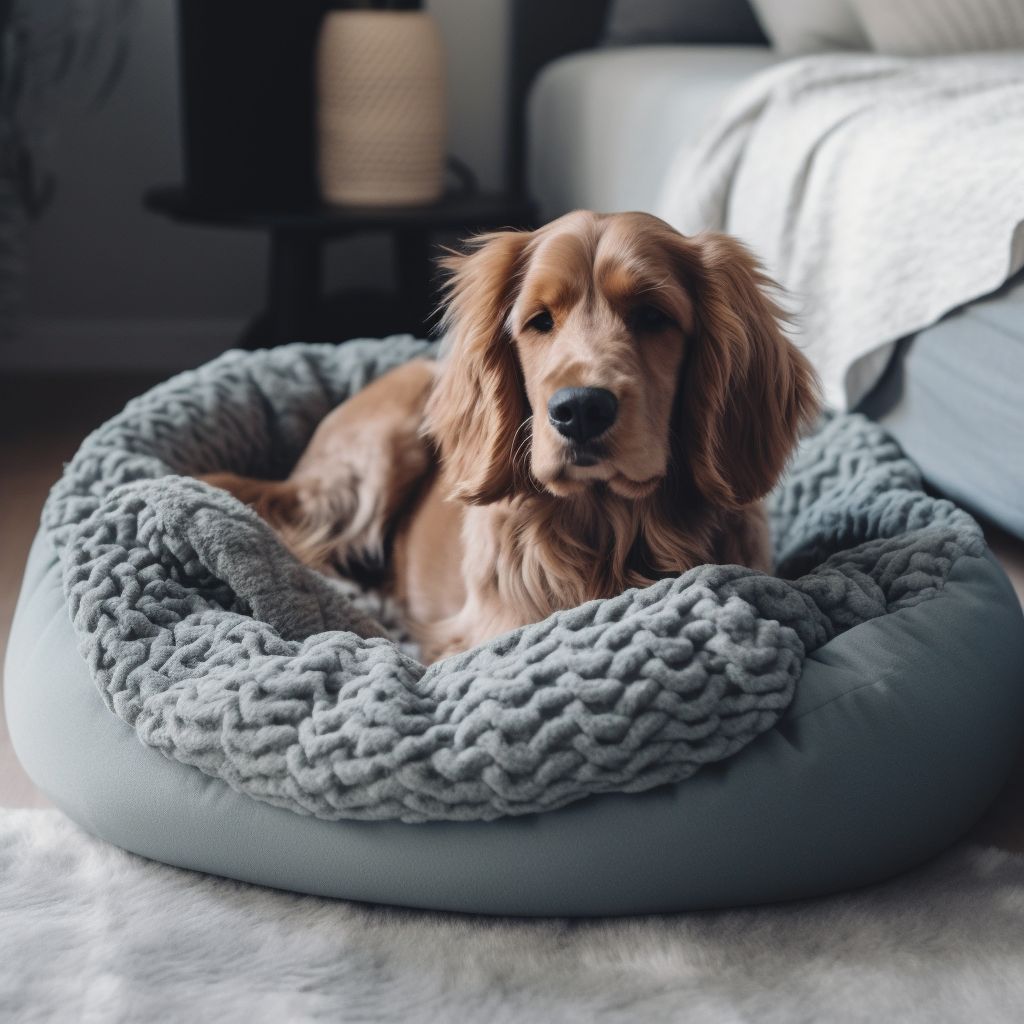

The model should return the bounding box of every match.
[42,339,984,823]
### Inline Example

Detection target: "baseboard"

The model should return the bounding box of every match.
[0,318,250,372]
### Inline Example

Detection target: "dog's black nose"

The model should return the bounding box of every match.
[547,387,619,443]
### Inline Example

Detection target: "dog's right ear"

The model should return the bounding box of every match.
[669,232,820,510]
[423,229,533,504]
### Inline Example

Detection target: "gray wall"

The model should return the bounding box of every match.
[2,0,509,371]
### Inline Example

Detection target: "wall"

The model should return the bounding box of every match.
[0,0,509,371]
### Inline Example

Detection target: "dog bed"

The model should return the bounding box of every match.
[6,338,1024,915]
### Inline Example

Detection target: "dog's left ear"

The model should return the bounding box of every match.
[674,232,820,509]
[423,229,534,504]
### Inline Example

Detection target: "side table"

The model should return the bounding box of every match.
[144,187,537,347]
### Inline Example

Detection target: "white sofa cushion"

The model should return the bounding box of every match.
[527,46,778,221]
[852,0,1024,55]
[748,0,870,53]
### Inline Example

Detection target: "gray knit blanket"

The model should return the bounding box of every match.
[42,338,983,823]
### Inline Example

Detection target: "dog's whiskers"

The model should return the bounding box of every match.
[511,416,534,474]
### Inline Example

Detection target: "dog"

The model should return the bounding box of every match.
[203,210,819,663]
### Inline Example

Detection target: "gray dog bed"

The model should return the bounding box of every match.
[7,338,1024,914]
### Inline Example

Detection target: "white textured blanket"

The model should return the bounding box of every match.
[657,53,1024,410]
[3,809,1024,1022]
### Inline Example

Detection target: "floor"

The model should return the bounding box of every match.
[1,373,1023,846]
[0,373,163,808]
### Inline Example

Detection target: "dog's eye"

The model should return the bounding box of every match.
[526,310,555,333]
[630,305,675,333]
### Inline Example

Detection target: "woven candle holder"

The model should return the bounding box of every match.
[316,10,447,206]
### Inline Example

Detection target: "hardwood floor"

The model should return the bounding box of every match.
[1,373,163,808]
[1,374,1023,851]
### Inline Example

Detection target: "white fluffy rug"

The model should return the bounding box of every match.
[3,810,1024,1023]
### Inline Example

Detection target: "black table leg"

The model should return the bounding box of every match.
[395,228,435,334]
[268,228,322,344]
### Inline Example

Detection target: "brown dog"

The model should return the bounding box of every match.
[204,211,819,662]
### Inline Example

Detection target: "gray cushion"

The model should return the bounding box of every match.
[604,0,769,46]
